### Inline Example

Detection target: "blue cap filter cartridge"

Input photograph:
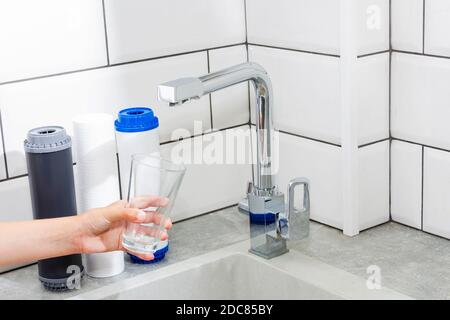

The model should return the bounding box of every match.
[115,107,160,195]
[115,107,168,264]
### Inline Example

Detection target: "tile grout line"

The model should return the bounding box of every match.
[0,42,353,88]
[159,122,250,146]
[421,145,425,230]
[0,64,108,87]
[244,0,254,185]
[206,50,214,130]
[101,0,111,66]
[357,49,390,59]
[247,43,340,58]
[252,124,391,149]
[391,219,450,241]
[391,137,450,154]
[392,49,450,60]
[0,173,27,183]
[243,0,249,44]
[389,0,393,221]
[244,0,252,126]
[0,42,246,87]
[358,137,390,149]
[173,203,239,224]
[0,109,9,179]
[422,0,426,54]
[116,153,123,200]
[0,41,406,89]
[276,129,341,148]
[246,47,251,126]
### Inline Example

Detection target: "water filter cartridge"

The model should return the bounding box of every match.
[72,113,124,278]
[115,107,167,264]
[24,126,84,291]
[114,107,160,197]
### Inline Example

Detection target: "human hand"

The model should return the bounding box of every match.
[75,196,171,261]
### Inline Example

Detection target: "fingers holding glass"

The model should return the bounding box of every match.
[129,195,169,210]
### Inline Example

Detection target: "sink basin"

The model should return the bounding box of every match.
[71,241,411,300]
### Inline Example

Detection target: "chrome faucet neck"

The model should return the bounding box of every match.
[157,62,274,191]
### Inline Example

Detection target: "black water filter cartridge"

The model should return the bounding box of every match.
[24,126,84,291]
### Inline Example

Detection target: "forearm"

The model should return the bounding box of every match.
[0,216,82,266]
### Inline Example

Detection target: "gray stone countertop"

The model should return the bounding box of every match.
[1,206,450,300]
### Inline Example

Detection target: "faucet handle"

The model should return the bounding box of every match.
[287,177,310,216]
[246,181,254,194]
[278,177,310,240]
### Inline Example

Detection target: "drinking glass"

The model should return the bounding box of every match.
[121,153,186,254]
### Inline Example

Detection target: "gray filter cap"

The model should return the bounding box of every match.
[24,126,72,154]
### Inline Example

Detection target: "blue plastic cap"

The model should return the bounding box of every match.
[128,243,169,264]
[114,107,159,133]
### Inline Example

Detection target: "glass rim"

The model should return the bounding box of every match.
[131,153,186,173]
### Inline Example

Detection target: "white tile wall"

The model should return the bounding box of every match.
[356,52,390,146]
[4,0,407,274]
[390,0,450,240]
[162,126,252,222]
[0,0,424,241]
[0,0,107,83]
[425,0,450,57]
[104,0,246,64]
[208,45,249,130]
[358,141,390,230]
[391,140,423,229]
[246,0,340,55]
[0,52,211,177]
[391,0,424,52]
[392,53,450,150]
[423,147,450,238]
[274,132,343,229]
[248,45,341,145]
[0,177,32,222]
[356,0,390,56]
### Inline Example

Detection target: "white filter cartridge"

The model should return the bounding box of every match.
[73,113,124,278]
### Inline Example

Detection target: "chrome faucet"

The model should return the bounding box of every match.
[158,62,274,191]
[157,62,310,259]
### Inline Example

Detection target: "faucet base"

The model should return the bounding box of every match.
[237,197,250,213]
[238,198,277,224]
[249,235,289,260]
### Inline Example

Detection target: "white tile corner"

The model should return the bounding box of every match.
[391,140,423,229]
[248,45,341,145]
[357,52,390,146]
[246,0,340,55]
[358,140,390,231]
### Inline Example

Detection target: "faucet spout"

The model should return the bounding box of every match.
[158,62,274,192]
